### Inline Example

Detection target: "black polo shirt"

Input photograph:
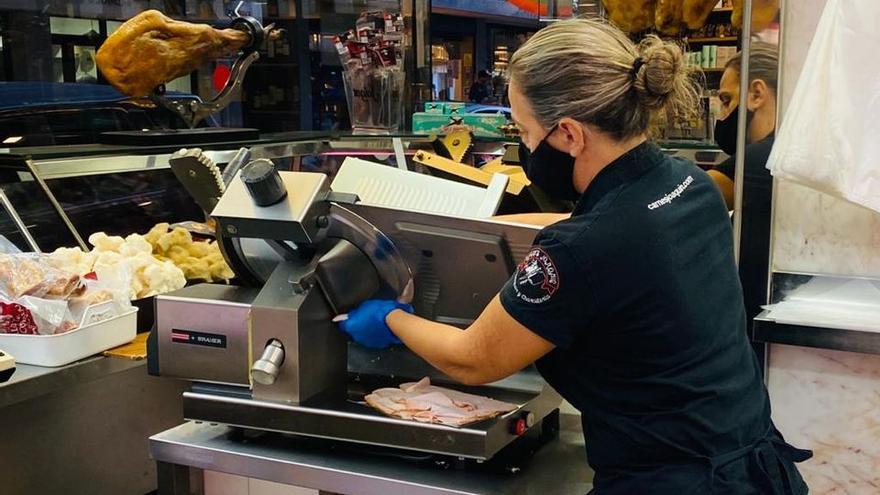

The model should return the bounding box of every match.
[715,134,775,324]
[500,142,771,491]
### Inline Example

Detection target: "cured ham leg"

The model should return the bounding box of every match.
[365,377,518,427]
[655,0,684,35]
[683,0,720,30]
[96,10,251,97]
[732,0,779,32]
[602,0,657,33]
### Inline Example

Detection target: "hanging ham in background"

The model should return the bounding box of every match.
[97,10,273,97]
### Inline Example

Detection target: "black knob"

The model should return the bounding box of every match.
[240,159,287,206]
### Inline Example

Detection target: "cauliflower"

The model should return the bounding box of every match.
[140,261,186,298]
[52,227,190,300]
[178,257,209,281]
[93,250,123,271]
[157,227,192,253]
[88,232,125,252]
[47,247,97,275]
[144,223,170,246]
[142,224,234,283]
[120,234,153,256]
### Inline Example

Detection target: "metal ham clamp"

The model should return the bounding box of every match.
[151,15,272,130]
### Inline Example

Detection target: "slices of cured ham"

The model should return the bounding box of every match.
[364,377,518,427]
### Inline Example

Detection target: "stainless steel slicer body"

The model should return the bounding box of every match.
[151,163,561,461]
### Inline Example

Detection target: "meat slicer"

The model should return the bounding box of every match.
[148,159,562,461]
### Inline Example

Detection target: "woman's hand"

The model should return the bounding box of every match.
[337,297,555,385]
[338,300,413,349]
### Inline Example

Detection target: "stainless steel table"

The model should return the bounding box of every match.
[1,356,187,495]
[150,415,593,495]
[1,354,143,408]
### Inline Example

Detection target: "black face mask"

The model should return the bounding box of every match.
[519,124,581,202]
[714,105,754,156]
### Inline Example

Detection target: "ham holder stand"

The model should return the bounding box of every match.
[99,13,273,146]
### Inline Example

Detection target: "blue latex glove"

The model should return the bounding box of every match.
[338,299,414,349]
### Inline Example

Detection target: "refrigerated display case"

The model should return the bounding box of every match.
[0,132,511,257]
[0,131,728,260]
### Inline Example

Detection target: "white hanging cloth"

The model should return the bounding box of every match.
[767,0,880,213]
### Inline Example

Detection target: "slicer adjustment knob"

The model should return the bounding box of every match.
[251,339,285,385]
[240,159,287,206]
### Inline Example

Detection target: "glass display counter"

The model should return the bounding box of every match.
[0,132,725,256]
[0,132,506,252]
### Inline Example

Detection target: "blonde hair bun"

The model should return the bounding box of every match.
[509,18,700,140]
[634,35,691,110]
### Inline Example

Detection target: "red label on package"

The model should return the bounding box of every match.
[1,302,38,334]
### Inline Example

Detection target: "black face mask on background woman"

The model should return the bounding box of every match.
[714,106,754,156]
[518,124,581,202]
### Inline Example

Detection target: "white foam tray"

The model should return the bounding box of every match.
[0,309,138,367]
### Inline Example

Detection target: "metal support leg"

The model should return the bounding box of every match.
[157,462,194,495]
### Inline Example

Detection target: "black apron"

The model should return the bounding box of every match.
[588,426,812,495]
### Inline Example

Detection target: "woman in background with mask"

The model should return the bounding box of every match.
[707,43,778,209]
[707,43,779,336]
[338,19,809,494]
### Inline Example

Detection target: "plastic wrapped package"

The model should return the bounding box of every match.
[16,296,74,335]
[767,0,880,213]
[0,235,22,255]
[68,273,133,326]
[0,253,83,300]
[0,252,133,335]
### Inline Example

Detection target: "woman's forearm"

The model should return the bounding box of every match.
[383,296,555,386]
[385,310,485,384]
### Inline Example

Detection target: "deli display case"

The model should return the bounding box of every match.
[0,131,530,257]
[0,132,727,257]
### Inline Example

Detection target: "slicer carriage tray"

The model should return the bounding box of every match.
[183,375,561,461]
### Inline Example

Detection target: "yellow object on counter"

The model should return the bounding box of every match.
[480,157,532,189]
[103,332,149,360]
[413,151,529,195]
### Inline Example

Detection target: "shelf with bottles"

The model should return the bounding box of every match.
[687,36,739,43]
[686,2,740,44]
[253,19,296,63]
[493,45,511,74]
[686,44,737,75]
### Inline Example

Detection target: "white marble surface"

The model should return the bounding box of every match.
[778,0,828,116]
[768,344,880,494]
[205,470,318,495]
[771,181,880,278]
[771,0,880,277]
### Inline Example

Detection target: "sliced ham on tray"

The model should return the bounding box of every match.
[364,377,518,427]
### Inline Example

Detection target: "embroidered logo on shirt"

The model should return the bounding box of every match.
[513,247,560,304]
[647,175,694,210]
